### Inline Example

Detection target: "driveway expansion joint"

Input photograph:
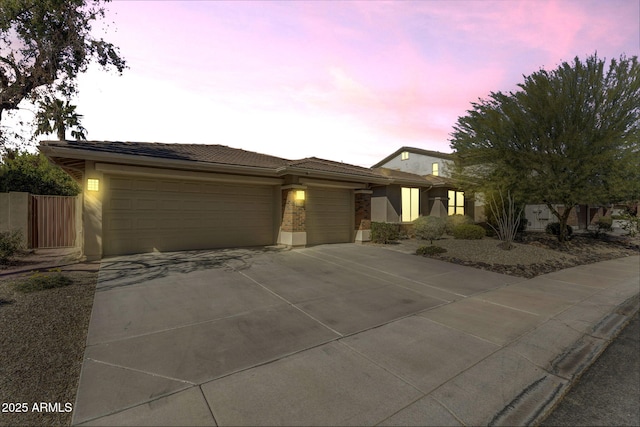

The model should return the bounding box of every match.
[74,247,639,426]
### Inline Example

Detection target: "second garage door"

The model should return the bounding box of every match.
[103,176,276,256]
[306,187,353,245]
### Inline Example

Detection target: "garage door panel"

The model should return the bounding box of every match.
[104,176,275,255]
[306,188,352,246]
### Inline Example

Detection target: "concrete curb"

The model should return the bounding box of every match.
[491,294,640,426]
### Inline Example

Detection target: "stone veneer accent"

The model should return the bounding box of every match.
[281,188,306,232]
[354,190,372,242]
[355,191,372,231]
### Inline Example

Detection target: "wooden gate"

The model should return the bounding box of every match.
[30,195,77,248]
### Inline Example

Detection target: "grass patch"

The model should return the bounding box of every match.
[13,272,73,293]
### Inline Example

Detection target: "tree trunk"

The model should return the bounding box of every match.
[547,203,573,242]
[57,125,65,141]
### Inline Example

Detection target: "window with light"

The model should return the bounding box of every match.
[401,187,419,222]
[448,190,464,215]
[401,151,409,160]
[432,162,439,176]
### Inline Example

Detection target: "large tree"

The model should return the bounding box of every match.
[0,0,125,143]
[451,53,640,241]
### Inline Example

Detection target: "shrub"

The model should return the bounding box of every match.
[12,272,73,293]
[452,224,485,240]
[398,224,415,239]
[416,245,447,256]
[371,222,400,244]
[445,214,473,235]
[588,217,612,238]
[413,216,446,243]
[475,221,497,237]
[0,229,24,264]
[545,222,573,238]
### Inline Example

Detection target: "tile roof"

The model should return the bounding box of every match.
[40,140,290,168]
[287,157,385,179]
[40,141,387,180]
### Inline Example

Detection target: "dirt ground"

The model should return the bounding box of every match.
[411,231,640,278]
[0,269,97,427]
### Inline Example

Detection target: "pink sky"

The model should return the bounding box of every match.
[65,0,640,167]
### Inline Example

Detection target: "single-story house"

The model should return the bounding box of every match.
[40,141,391,260]
[370,147,479,222]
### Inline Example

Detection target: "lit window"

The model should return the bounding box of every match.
[87,178,99,191]
[448,190,464,215]
[401,151,409,160]
[401,187,419,222]
[432,162,439,176]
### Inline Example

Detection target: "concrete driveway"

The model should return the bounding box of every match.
[72,244,639,426]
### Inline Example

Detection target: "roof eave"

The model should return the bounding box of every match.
[277,166,390,185]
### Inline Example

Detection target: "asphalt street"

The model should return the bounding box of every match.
[540,312,640,426]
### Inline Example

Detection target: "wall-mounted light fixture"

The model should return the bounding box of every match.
[294,189,305,207]
[87,178,100,192]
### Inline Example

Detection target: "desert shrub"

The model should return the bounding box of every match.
[445,214,473,235]
[13,272,73,293]
[416,245,447,256]
[588,217,612,238]
[618,212,640,237]
[484,193,527,235]
[371,222,400,244]
[452,224,485,240]
[0,229,24,264]
[476,221,497,237]
[413,216,446,243]
[398,224,415,239]
[545,222,573,238]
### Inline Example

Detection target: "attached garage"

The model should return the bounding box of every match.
[40,141,383,259]
[103,175,276,256]
[306,187,353,245]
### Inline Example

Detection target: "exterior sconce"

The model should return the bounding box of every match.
[87,178,100,192]
[294,190,305,206]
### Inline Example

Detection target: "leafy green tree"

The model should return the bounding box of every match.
[34,96,87,140]
[0,150,80,195]
[451,53,640,242]
[0,0,125,144]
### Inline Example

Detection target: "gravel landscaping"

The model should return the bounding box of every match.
[382,231,640,278]
[0,268,97,427]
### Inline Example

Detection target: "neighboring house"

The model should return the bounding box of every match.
[40,141,390,260]
[370,147,478,223]
[525,203,614,231]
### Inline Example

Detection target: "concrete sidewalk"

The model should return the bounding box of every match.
[72,245,639,426]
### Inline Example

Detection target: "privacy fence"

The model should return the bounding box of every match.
[0,192,80,249]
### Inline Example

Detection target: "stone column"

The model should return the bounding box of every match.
[278,185,307,247]
[354,190,372,243]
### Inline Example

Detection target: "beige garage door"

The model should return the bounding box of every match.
[306,187,353,245]
[103,176,275,255]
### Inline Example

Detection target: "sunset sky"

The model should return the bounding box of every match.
[37,1,640,166]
